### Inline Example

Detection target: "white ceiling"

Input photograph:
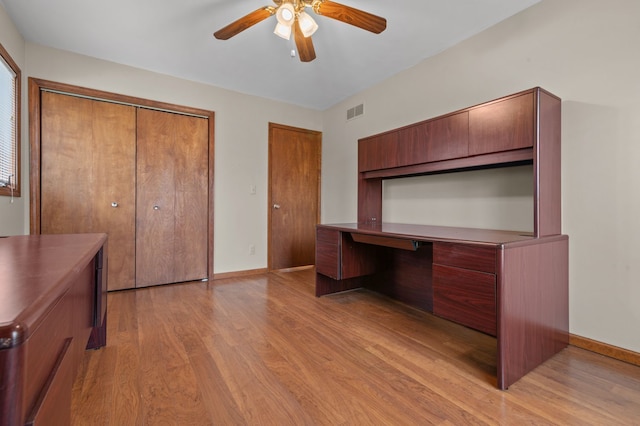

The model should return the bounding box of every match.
[2,0,539,110]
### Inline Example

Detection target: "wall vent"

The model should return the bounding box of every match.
[347,103,364,121]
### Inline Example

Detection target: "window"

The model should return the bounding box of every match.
[0,42,20,197]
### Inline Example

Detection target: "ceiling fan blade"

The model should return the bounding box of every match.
[213,7,274,40]
[294,21,316,62]
[314,1,386,34]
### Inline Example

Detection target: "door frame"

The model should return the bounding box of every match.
[267,122,322,271]
[28,78,216,280]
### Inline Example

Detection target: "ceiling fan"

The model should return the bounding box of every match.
[213,0,387,62]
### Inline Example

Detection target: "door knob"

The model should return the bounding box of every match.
[273,204,281,209]
[111,202,118,208]
[153,205,160,210]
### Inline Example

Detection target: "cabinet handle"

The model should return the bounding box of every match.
[153,205,160,210]
[273,204,281,209]
[111,202,118,208]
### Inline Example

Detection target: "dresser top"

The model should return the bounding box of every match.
[0,233,106,348]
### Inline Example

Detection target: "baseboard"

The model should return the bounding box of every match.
[570,334,640,367]
[212,268,268,280]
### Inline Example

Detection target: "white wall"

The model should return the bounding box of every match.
[15,40,322,273]
[0,3,27,236]
[321,0,640,352]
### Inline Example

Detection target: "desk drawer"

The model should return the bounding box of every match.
[316,229,340,279]
[316,229,380,280]
[317,227,340,245]
[433,264,496,336]
[433,242,496,273]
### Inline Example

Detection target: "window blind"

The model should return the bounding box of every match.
[0,55,17,189]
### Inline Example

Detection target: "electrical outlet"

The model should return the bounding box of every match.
[249,184,256,195]
[249,244,255,255]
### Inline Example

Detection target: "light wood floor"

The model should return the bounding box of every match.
[71,268,640,425]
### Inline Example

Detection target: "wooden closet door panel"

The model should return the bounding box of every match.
[91,101,137,290]
[136,109,176,287]
[173,115,208,282]
[136,109,208,286]
[41,93,95,234]
[135,187,175,287]
[40,92,136,291]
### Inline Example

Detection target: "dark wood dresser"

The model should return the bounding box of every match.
[0,233,107,425]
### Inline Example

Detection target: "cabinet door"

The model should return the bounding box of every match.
[468,92,534,155]
[136,109,209,287]
[397,112,469,166]
[40,92,137,290]
[358,131,399,171]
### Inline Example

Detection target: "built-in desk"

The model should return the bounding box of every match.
[0,233,108,425]
[317,88,567,389]
[316,222,568,389]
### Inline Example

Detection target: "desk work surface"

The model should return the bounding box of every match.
[319,222,535,245]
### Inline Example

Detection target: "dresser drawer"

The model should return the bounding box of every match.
[433,242,496,273]
[433,264,496,336]
[25,338,73,425]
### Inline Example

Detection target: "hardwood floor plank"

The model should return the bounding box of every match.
[136,288,213,425]
[70,347,116,425]
[102,292,143,425]
[71,269,640,425]
[232,275,464,423]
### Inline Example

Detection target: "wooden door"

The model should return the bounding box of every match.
[136,108,209,287]
[269,123,321,270]
[40,92,137,290]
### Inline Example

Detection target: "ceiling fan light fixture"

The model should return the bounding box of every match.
[275,3,296,26]
[213,0,387,62]
[274,22,292,40]
[297,11,318,38]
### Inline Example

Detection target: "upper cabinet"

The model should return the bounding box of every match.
[357,87,562,237]
[398,112,470,165]
[358,130,399,171]
[359,112,469,172]
[359,90,541,174]
[468,91,534,155]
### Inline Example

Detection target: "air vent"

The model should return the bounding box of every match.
[347,103,364,121]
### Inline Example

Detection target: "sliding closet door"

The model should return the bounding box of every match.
[135,108,209,287]
[40,92,137,290]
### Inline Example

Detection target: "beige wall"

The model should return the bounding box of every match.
[321,0,640,352]
[0,3,26,236]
